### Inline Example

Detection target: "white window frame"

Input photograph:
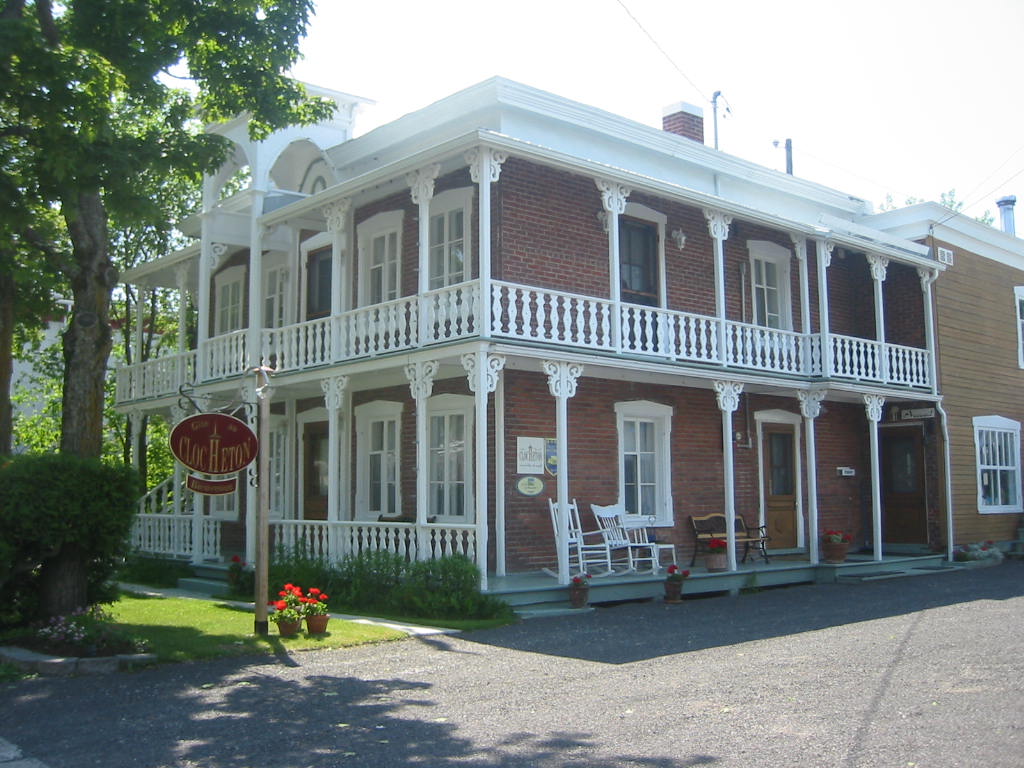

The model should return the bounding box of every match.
[209,484,240,520]
[267,415,290,520]
[621,202,667,307]
[614,400,674,526]
[973,415,1023,514]
[358,210,403,306]
[1014,286,1024,369]
[300,231,335,320]
[747,240,792,330]
[355,401,403,521]
[263,260,291,329]
[427,393,474,523]
[428,187,474,290]
[213,264,245,335]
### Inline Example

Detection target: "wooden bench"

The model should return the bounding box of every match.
[689,513,770,566]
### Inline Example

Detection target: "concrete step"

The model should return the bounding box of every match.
[837,565,962,583]
[176,577,228,597]
[514,603,595,620]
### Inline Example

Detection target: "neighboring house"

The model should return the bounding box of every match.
[118,77,963,587]
[867,203,1024,550]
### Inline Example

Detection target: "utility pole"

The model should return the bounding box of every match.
[253,366,273,636]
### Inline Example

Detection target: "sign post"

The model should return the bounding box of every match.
[253,367,273,637]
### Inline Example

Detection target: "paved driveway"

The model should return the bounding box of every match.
[2,561,1022,767]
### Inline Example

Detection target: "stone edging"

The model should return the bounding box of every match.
[0,645,157,676]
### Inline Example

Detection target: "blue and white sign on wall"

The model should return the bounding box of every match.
[545,438,558,477]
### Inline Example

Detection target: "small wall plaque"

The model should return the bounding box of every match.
[516,476,545,497]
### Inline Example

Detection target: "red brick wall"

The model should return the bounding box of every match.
[662,110,705,144]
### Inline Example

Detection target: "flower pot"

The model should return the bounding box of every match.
[276,619,302,637]
[569,584,589,609]
[705,552,728,572]
[822,541,849,564]
[663,580,683,603]
[305,614,330,634]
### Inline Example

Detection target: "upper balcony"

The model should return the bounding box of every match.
[114,278,932,404]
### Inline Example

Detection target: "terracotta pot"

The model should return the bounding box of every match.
[705,552,728,572]
[306,614,330,634]
[569,584,589,609]
[275,619,302,637]
[664,579,683,603]
[822,541,849,564]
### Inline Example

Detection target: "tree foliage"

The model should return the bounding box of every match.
[0,453,142,623]
[1,0,333,457]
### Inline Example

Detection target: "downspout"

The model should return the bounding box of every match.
[936,402,955,563]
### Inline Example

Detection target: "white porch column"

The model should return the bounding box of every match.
[405,359,439,557]
[197,176,216,381]
[322,375,349,562]
[134,285,149,364]
[867,254,889,382]
[494,370,507,576]
[462,351,506,589]
[864,394,885,562]
[129,407,145,469]
[815,239,834,377]
[408,165,441,344]
[543,360,583,585]
[798,388,827,564]
[246,191,266,370]
[174,264,191,384]
[323,199,351,362]
[468,148,507,331]
[170,403,187,519]
[714,380,744,571]
[918,267,939,394]
[596,179,630,351]
[704,210,733,364]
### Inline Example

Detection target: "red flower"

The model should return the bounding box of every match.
[319,594,329,601]
[274,600,287,611]
[308,588,320,595]
[231,555,241,563]
[682,570,690,577]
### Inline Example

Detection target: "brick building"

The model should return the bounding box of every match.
[120,78,971,587]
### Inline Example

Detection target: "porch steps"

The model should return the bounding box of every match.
[177,563,230,597]
[835,563,962,583]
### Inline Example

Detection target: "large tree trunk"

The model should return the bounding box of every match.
[0,267,13,455]
[60,190,115,458]
[39,543,89,617]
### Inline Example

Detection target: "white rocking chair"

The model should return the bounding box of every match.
[591,503,662,574]
[546,498,614,577]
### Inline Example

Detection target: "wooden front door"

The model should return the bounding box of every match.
[882,426,927,544]
[302,421,329,521]
[764,426,798,548]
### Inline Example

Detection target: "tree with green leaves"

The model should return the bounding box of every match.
[1,0,333,616]
[1,0,333,459]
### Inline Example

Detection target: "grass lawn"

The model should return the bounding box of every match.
[109,592,408,662]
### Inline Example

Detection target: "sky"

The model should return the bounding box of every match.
[290,0,1024,224]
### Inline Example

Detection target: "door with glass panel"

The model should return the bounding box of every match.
[881,426,927,544]
[764,425,797,548]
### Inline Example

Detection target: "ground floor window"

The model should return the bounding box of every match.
[428,394,474,522]
[355,401,402,518]
[973,415,1022,513]
[614,400,673,525]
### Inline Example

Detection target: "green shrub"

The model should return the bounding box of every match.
[0,454,142,626]
[118,554,194,588]
[268,548,512,621]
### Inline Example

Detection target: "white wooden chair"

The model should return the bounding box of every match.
[629,515,677,572]
[591,503,661,573]
[547,498,613,577]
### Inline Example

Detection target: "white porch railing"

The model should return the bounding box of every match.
[115,279,934,402]
[203,329,248,380]
[115,351,196,402]
[491,281,615,350]
[271,520,477,564]
[131,514,221,561]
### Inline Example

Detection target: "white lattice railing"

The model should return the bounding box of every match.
[724,321,810,375]
[271,520,477,565]
[423,282,479,343]
[115,351,196,402]
[491,281,616,350]
[131,514,220,560]
[204,329,248,380]
[114,279,933,402]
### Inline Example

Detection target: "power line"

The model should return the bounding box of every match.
[613,0,711,104]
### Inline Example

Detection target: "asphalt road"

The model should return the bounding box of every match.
[2,561,1022,768]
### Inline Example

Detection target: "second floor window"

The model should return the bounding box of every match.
[1015,286,1024,368]
[429,208,465,289]
[369,231,399,304]
[306,248,332,319]
[620,218,659,307]
[748,240,792,330]
[214,265,245,335]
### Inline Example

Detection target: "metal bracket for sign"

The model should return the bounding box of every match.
[177,382,251,417]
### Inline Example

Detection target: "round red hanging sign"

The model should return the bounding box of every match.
[169,413,258,475]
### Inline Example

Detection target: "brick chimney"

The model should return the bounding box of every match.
[662,102,705,144]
